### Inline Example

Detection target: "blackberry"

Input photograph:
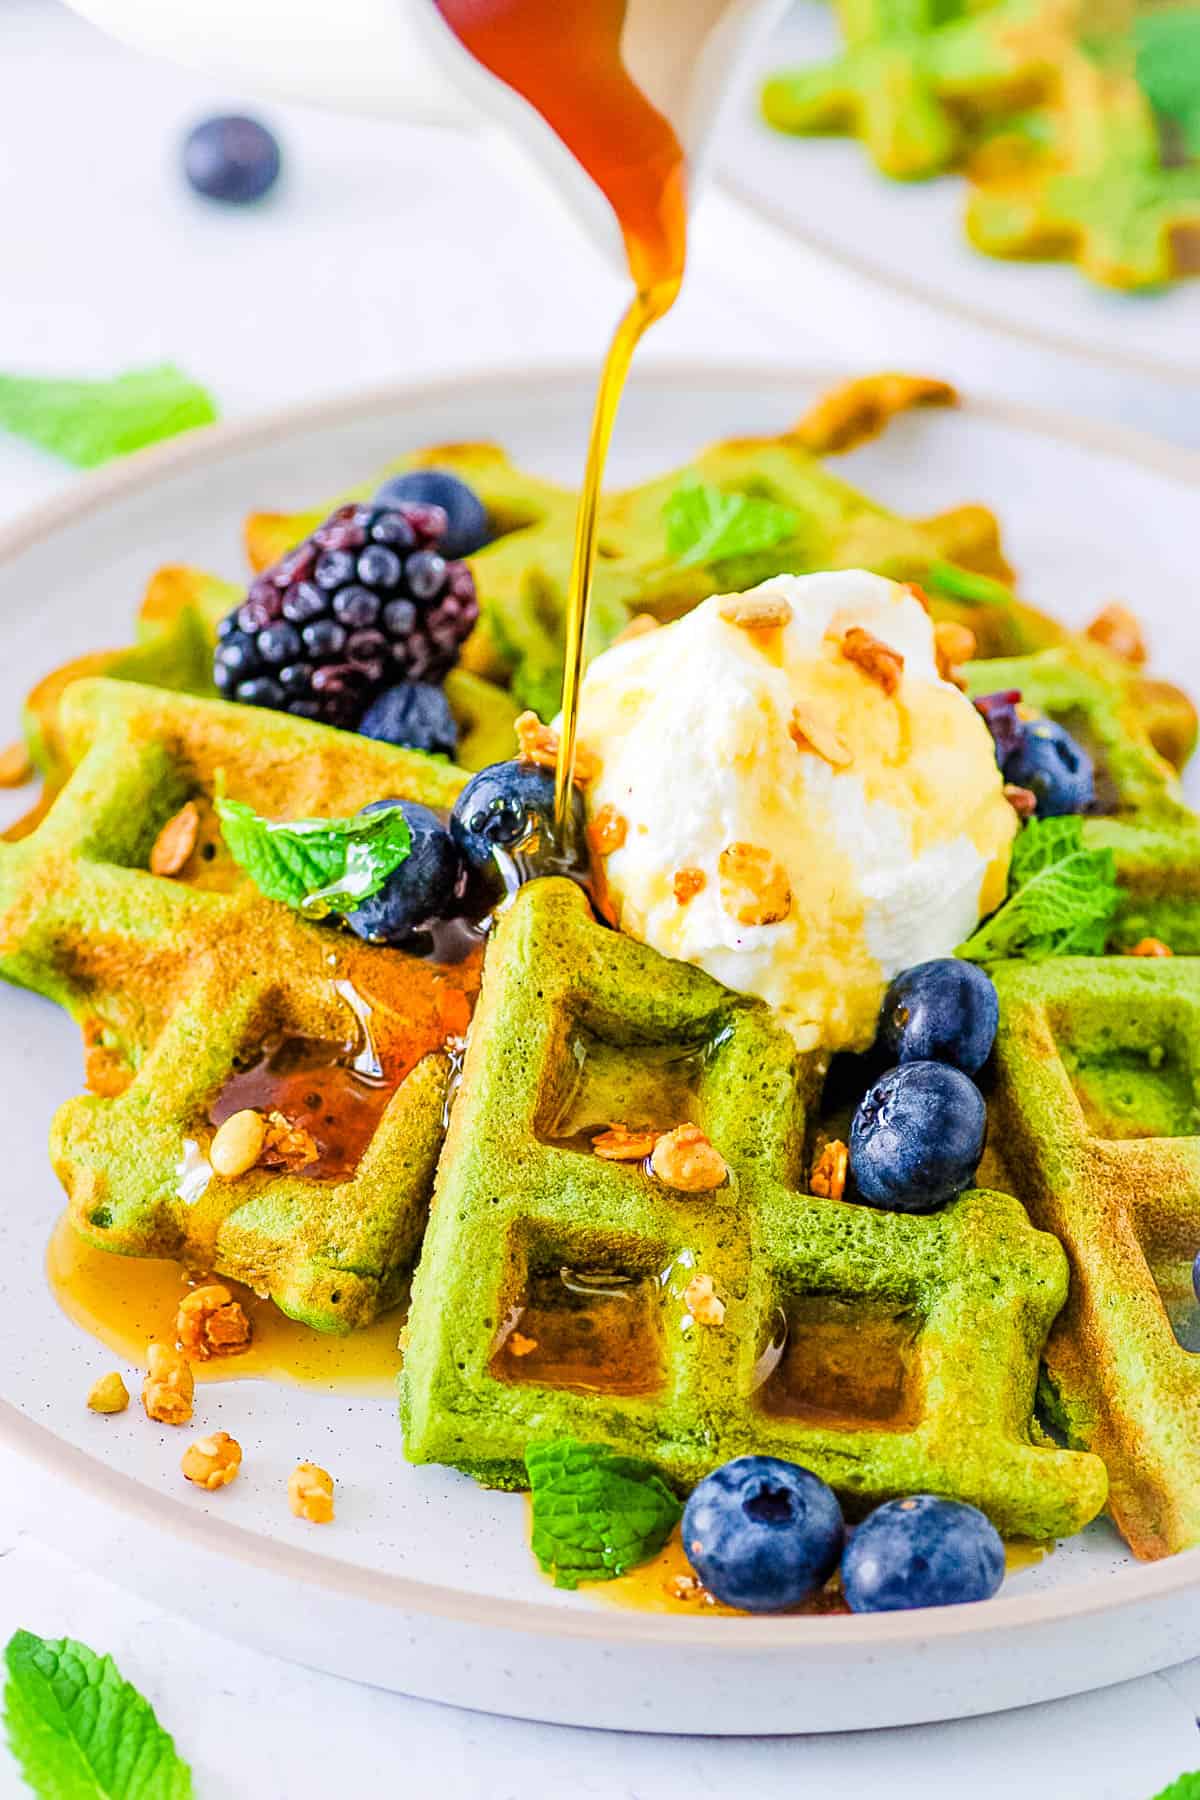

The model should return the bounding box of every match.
[214,502,478,728]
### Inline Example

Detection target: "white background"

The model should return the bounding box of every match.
[1,2,1199,1795]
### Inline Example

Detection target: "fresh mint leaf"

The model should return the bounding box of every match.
[663,476,798,570]
[958,815,1119,963]
[526,1438,682,1589]
[0,365,217,469]
[1150,1776,1200,1800]
[927,560,1015,608]
[1135,8,1200,155]
[215,793,411,917]
[4,1629,192,1799]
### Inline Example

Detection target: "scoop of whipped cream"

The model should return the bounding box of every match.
[570,571,1016,1052]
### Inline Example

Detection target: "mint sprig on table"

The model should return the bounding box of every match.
[4,1629,193,1799]
[0,365,218,469]
[526,1438,682,1589]
[215,794,411,917]
[958,815,1119,964]
[663,476,798,570]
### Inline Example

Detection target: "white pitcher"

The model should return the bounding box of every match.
[61,0,789,272]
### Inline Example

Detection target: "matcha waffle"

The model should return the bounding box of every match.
[0,677,474,1331]
[990,956,1200,1556]
[400,878,1107,1541]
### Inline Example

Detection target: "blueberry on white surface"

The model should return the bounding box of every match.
[182,115,281,204]
[849,1062,986,1212]
[374,470,491,560]
[841,1495,1005,1613]
[346,800,462,945]
[682,1456,844,1612]
[879,959,999,1075]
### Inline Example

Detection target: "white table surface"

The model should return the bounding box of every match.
[2,4,1200,1796]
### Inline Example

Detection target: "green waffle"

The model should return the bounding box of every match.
[989,956,1200,1556]
[0,677,475,1332]
[400,879,1108,1541]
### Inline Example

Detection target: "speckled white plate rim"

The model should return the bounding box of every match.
[0,358,1198,1658]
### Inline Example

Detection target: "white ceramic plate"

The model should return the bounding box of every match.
[2,364,1199,1737]
[715,4,1200,446]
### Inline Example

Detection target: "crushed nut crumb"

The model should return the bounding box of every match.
[176,1284,253,1361]
[810,1139,849,1201]
[718,842,791,927]
[1128,937,1174,958]
[934,621,977,687]
[788,702,852,769]
[142,1342,195,1426]
[668,1572,715,1605]
[593,1123,658,1162]
[0,741,33,788]
[507,1331,538,1358]
[673,867,706,906]
[87,1371,129,1415]
[651,1125,729,1194]
[1086,602,1147,666]
[683,1272,726,1327]
[1003,783,1038,821]
[182,1430,242,1491]
[260,1109,319,1173]
[210,1108,267,1179]
[149,801,200,877]
[81,1015,132,1099]
[612,612,659,646]
[515,711,599,784]
[289,1462,335,1524]
[904,582,932,615]
[589,803,628,857]
[838,626,904,696]
[718,593,793,632]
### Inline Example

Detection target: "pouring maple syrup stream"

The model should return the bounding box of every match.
[435,0,688,830]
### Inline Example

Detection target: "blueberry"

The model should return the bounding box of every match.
[359,683,458,758]
[849,1062,986,1212]
[879,959,999,1076]
[841,1495,1005,1613]
[682,1457,844,1612]
[346,801,462,945]
[450,759,585,884]
[1003,720,1094,817]
[374,470,491,559]
[182,115,281,205]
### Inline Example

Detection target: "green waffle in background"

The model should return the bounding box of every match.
[400,879,1108,1542]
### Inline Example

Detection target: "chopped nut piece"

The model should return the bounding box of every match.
[176,1284,253,1361]
[934,621,977,686]
[589,803,628,857]
[718,592,793,632]
[1128,937,1174,958]
[1087,602,1147,666]
[673,867,706,906]
[593,1123,658,1162]
[612,612,659,647]
[507,1331,538,1358]
[651,1125,729,1194]
[81,1015,132,1099]
[182,1430,242,1491]
[668,1572,714,1604]
[683,1272,726,1327]
[261,1109,319,1173]
[0,741,33,788]
[718,842,791,927]
[289,1462,335,1524]
[149,801,200,877]
[87,1371,129,1415]
[810,1139,849,1201]
[904,582,932,615]
[514,711,599,785]
[210,1108,267,1179]
[142,1342,195,1426]
[1003,784,1038,821]
[838,626,904,697]
[788,702,853,769]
